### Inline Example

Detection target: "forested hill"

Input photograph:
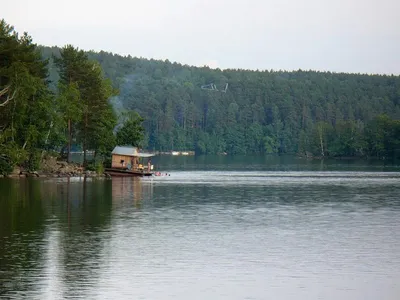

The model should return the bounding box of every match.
[40,46,400,157]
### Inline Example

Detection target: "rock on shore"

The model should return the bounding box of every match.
[5,156,106,178]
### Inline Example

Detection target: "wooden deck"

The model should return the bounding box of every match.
[104,168,153,177]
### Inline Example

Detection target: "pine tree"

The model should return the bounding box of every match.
[55,46,117,164]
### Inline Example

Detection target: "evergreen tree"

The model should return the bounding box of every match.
[55,46,117,164]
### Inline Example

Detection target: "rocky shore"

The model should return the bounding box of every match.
[2,156,109,179]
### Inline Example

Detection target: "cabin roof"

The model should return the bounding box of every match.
[111,146,155,158]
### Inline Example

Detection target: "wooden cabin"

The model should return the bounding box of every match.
[111,146,154,171]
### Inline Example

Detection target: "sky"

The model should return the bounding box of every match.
[2,0,400,74]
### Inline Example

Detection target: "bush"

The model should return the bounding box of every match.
[0,156,13,175]
[24,150,41,172]
[103,156,112,168]
[95,161,104,174]
[85,160,105,174]
[85,161,96,171]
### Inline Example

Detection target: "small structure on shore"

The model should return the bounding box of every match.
[106,146,155,177]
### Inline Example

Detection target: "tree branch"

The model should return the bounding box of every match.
[0,85,10,97]
[0,86,17,107]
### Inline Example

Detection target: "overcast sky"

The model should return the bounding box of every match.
[3,0,400,74]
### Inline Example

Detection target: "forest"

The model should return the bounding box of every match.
[1,19,400,174]
[41,45,400,159]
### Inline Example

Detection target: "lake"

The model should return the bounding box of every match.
[1,156,400,299]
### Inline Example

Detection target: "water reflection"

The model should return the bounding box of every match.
[154,155,400,172]
[0,179,47,298]
[111,177,154,209]
[0,172,400,299]
[0,178,114,299]
[147,171,400,212]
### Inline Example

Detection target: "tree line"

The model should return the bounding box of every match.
[43,45,400,160]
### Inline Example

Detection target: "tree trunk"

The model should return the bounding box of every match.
[67,119,71,163]
[83,112,88,166]
[41,121,54,159]
[319,133,324,157]
[317,125,325,157]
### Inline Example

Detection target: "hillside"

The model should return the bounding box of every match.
[40,46,400,157]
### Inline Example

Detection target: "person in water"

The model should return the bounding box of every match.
[154,172,170,176]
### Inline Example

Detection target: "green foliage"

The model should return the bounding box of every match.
[85,161,96,171]
[55,45,117,163]
[41,48,400,157]
[85,160,104,174]
[0,20,121,174]
[116,112,145,147]
[95,161,104,174]
[23,149,42,172]
[102,156,112,168]
[38,44,400,159]
[0,156,13,175]
[57,82,82,123]
[329,120,366,157]
[0,19,53,174]
[365,114,400,159]
[264,136,279,154]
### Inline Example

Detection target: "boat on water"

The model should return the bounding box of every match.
[104,146,156,177]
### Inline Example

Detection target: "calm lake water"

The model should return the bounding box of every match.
[1,156,400,299]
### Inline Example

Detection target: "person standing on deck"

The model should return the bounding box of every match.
[147,158,151,172]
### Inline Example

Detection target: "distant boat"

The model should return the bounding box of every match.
[70,150,95,155]
[169,151,195,156]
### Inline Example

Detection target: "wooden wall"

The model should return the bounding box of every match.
[112,154,130,169]
[111,155,139,169]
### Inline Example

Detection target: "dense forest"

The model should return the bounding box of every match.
[1,19,400,174]
[41,45,400,159]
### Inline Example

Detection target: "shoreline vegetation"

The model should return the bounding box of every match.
[1,19,400,176]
